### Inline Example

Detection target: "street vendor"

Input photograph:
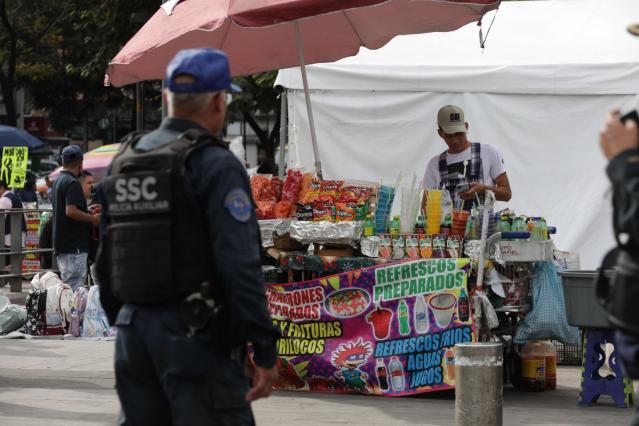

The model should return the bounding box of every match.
[422,105,512,208]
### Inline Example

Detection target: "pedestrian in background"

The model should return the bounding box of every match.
[96,48,280,426]
[51,145,99,291]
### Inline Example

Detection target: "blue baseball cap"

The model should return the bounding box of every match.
[61,145,83,165]
[166,48,241,94]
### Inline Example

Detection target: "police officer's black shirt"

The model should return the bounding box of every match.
[97,118,280,368]
[51,171,91,254]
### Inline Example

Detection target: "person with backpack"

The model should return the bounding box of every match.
[96,48,279,425]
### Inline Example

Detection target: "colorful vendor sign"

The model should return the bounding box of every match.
[266,258,475,396]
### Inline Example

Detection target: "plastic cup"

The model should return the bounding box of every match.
[429,293,457,328]
[451,210,470,237]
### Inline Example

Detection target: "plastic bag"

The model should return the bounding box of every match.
[82,286,116,338]
[514,262,579,345]
[281,170,304,203]
[0,304,26,334]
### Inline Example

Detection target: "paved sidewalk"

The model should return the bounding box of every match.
[0,340,633,426]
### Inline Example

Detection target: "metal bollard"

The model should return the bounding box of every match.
[454,342,503,426]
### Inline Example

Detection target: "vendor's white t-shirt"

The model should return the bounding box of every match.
[422,143,507,189]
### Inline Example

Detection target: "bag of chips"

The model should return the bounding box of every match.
[312,201,334,222]
[335,202,357,222]
[255,201,276,220]
[419,235,433,259]
[318,180,343,203]
[281,170,303,203]
[251,175,276,202]
[296,204,313,221]
[406,234,419,259]
[275,201,294,219]
[270,176,283,201]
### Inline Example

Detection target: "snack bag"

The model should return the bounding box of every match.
[447,236,462,258]
[251,175,276,202]
[335,202,357,221]
[274,201,294,219]
[318,180,344,203]
[432,235,448,259]
[281,169,304,203]
[270,176,283,201]
[300,178,321,204]
[406,234,419,259]
[296,173,314,203]
[379,234,392,259]
[312,201,334,222]
[255,201,276,220]
[296,204,313,221]
[419,235,433,259]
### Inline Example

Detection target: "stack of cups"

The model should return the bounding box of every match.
[451,210,470,237]
[425,190,442,235]
[375,186,395,234]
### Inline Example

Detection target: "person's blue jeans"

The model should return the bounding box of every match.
[56,252,88,291]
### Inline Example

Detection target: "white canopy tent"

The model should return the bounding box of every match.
[275,0,639,268]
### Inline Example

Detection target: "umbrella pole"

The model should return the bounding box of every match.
[294,22,323,179]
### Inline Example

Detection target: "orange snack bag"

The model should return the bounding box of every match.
[406,234,420,259]
[379,234,392,259]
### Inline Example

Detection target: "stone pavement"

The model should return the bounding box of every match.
[0,340,633,426]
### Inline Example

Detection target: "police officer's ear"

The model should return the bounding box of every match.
[212,91,225,114]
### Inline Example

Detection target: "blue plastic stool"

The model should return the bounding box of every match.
[580,329,634,408]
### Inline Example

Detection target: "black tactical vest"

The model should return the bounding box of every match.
[104,129,227,304]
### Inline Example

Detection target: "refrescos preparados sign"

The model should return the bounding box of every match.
[266,258,475,396]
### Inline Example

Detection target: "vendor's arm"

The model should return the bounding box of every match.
[65,182,99,225]
[189,148,280,369]
[461,174,512,202]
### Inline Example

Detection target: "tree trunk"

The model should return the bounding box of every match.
[0,0,18,126]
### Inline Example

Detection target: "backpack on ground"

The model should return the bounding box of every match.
[31,271,62,291]
[22,289,47,336]
[45,283,73,335]
[68,287,89,337]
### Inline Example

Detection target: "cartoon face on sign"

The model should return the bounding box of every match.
[331,338,372,391]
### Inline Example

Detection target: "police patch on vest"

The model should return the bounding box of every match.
[105,170,171,216]
[224,188,252,222]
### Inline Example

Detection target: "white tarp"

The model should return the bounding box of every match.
[275,0,639,268]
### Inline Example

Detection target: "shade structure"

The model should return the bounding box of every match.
[106,0,500,85]
[0,125,45,150]
[106,0,499,177]
[49,143,120,182]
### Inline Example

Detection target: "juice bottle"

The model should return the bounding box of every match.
[415,215,425,235]
[520,341,546,391]
[539,217,549,240]
[541,341,557,390]
[390,215,401,237]
[376,358,390,391]
[512,216,527,232]
[457,287,470,322]
[444,348,456,384]
[389,356,405,391]
[363,214,375,236]
[398,299,411,335]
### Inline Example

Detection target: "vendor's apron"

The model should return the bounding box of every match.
[438,142,483,210]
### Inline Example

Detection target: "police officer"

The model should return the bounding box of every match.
[96,48,280,426]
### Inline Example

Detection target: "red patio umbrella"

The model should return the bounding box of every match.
[106,0,500,177]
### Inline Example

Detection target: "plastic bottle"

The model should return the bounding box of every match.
[498,215,511,233]
[363,214,375,237]
[520,341,546,391]
[457,287,470,323]
[540,341,557,390]
[512,216,528,232]
[398,299,411,335]
[389,356,405,391]
[376,358,390,391]
[413,295,429,333]
[415,215,425,235]
[389,216,401,237]
[539,217,549,240]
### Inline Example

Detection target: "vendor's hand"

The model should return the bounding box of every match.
[460,182,485,200]
[90,214,100,227]
[600,109,639,160]
[245,365,277,402]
